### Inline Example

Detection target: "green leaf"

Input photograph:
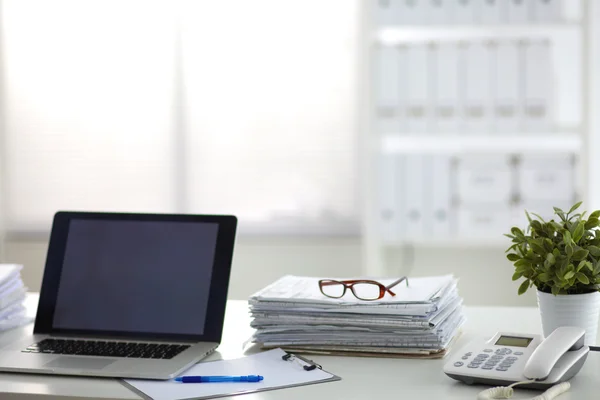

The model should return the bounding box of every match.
[573,221,585,243]
[572,249,589,261]
[530,242,546,256]
[587,246,600,257]
[584,218,599,230]
[564,270,575,280]
[564,231,572,245]
[566,243,574,258]
[518,279,530,295]
[511,227,525,237]
[577,260,587,272]
[531,213,547,223]
[525,210,532,224]
[504,233,516,239]
[585,261,594,272]
[505,244,518,253]
[515,259,532,268]
[551,286,560,295]
[576,273,590,284]
[590,210,600,220]
[554,208,567,222]
[546,253,556,265]
[568,201,583,214]
[512,271,523,281]
[507,253,520,262]
[537,272,551,283]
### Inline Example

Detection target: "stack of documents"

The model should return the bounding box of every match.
[0,264,31,331]
[249,275,465,359]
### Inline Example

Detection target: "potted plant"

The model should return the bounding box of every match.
[505,201,600,344]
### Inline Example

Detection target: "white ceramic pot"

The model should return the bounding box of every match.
[537,290,600,345]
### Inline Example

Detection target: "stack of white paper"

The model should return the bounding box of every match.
[0,264,32,331]
[249,275,465,358]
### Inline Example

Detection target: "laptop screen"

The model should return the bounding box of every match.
[52,219,217,336]
[34,212,237,342]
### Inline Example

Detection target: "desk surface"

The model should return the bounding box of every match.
[0,294,598,400]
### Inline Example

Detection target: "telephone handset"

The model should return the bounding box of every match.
[444,326,589,389]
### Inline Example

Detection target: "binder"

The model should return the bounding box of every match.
[429,155,453,238]
[433,42,460,133]
[424,0,448,25]
[522,39,552,132]
[452,0,477,24]
[378,153,404,243]
[493,40,521,133]
[507,0,531,24]
[375,0,394,27]
[399,0,425,25]
[374,45,406,135]
[462,41,494,133]
[402,154,426,238]
[456,155,512,204]
[406,43,432,134]
[518,154,574,203]
[479,0,508,24]
[531,0,561,22]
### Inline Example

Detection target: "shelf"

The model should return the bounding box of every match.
[383,238,509,248]
[381,134,582,154]
[376,23,581,44]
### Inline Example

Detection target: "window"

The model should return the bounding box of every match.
[1,0,360,234]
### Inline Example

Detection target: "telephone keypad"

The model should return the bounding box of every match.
[514,351,523,355]
[456,349,521,371]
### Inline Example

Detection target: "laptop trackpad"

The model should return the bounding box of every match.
[44,357,116,370]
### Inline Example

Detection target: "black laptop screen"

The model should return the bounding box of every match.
[51,219,218,336]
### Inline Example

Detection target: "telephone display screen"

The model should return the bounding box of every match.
[495,335,533,347]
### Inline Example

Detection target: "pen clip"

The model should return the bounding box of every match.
[282,353,321,371]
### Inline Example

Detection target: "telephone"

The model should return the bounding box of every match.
[443,326,589,390]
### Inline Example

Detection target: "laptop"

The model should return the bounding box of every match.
[0,211,237,379]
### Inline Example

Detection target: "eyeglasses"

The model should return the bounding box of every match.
[318,277,409,301]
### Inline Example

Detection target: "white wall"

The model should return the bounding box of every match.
[4,237,536,307]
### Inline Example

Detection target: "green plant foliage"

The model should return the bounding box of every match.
[505,201,600,295]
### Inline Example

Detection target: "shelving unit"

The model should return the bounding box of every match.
[360,0,595,277]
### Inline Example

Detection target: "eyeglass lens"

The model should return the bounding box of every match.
[321,281,382,300]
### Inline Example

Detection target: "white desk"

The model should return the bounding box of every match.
[0,294,598,399]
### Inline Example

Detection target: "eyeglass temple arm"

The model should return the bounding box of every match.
[385,276,409,296]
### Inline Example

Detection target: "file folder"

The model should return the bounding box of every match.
[493,40,521,133]
[399,0,425,25]
[518,154,574,203]
[462,41,494,133]
[479,0,508,24]
[522,39,552,132]
[531,0,561,22]
[507,0,530,24]
[429,155,453,237]
[424,0,448,25]
[378,153,404,243]
[406,44,432,134]
[403,155,426,237]
[374,45,406,135]
[433,43,460,133]
[375,0,394,27]
[452,0,477,24]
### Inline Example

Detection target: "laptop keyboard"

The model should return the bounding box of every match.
[23,339,191,359]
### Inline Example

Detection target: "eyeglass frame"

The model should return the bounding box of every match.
[317,276,409,301]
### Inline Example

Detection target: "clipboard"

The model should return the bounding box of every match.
[122,348,341,400]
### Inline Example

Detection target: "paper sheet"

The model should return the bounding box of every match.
[250,275,454,306]
[124,348,339,400]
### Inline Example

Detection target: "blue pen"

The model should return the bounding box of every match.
[174,375,264,383]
